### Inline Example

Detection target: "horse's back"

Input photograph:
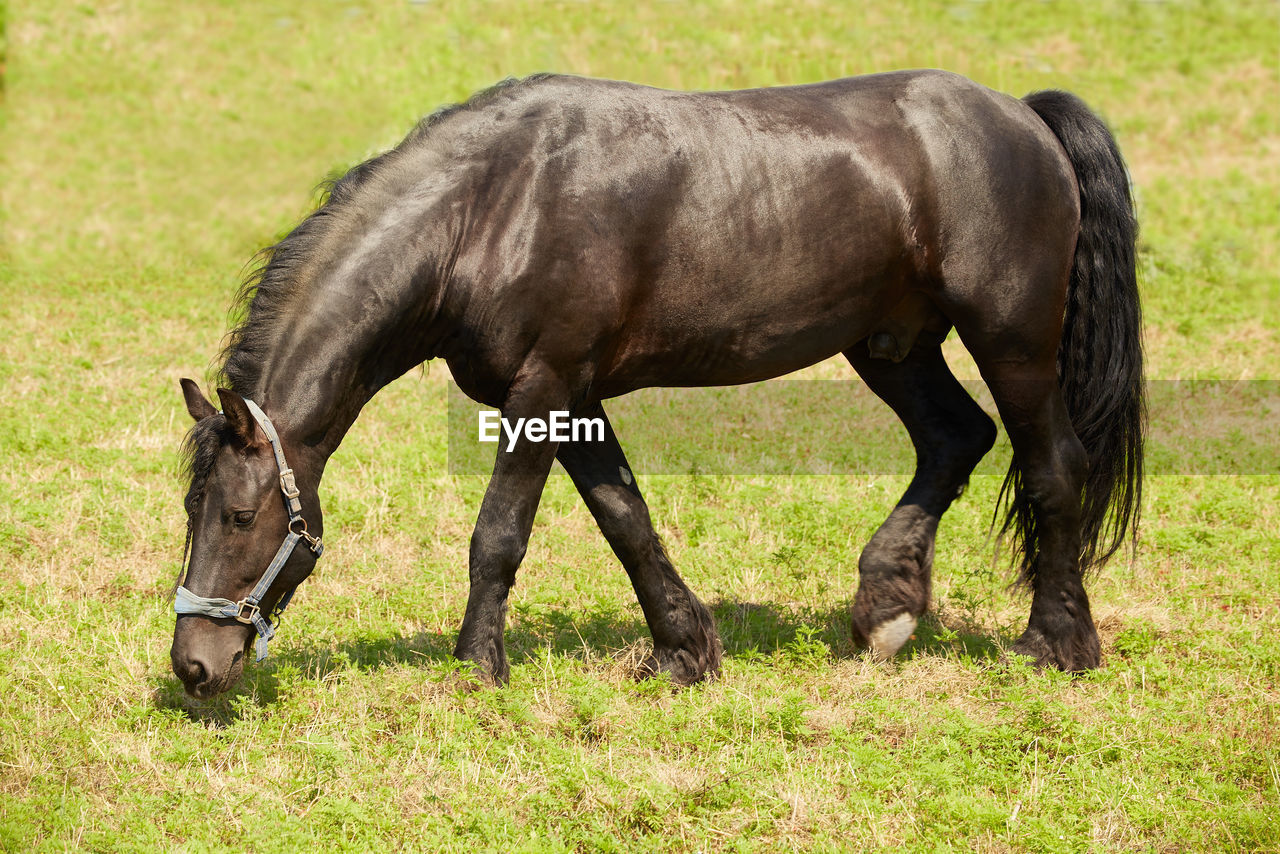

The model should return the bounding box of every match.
[431,71,1080,394]
[464,68,1075,291]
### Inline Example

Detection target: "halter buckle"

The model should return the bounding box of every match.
[232,599,261,625]
[279,467,300,500]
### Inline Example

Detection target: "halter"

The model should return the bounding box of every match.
[174,398,324,661]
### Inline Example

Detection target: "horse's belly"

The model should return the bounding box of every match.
[600,265,903,392]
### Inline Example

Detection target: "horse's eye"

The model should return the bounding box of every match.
[233,510,256,527]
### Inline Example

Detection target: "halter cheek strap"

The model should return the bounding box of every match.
[174,398,324,661]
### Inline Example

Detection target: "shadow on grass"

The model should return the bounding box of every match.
[151,598,1010,722]
[902,611,1009,663]
[714,600,1007,664]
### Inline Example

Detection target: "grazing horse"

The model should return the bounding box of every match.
[171,71,1143,699]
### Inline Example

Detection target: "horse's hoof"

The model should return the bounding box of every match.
[643,636,723,686]
[447,655,508,690]
[1011,627,1100,672]
[867,613,916,661]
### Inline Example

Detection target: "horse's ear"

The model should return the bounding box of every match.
[180,378,218,422]
[216,388,265,449]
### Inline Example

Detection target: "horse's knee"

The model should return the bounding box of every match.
[469,525,527,583]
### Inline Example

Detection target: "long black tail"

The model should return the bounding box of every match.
[1004,90,1146,577]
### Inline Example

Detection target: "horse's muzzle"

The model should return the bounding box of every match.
[171,616,248,698]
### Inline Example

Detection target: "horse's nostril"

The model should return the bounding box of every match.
[174,652,213,691]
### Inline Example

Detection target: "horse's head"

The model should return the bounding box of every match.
[171,379,324,698]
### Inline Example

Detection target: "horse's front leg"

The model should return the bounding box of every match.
[452,378,564,685]
[557,403,722,685]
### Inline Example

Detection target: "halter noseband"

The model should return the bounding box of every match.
[174,398,324,661]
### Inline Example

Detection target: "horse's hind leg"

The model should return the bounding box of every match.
[968,356,1099,671]
[557,403,722,685]
[845,337,997,659]
[951,305,1099,671]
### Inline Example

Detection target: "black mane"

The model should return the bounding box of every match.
[174,413,227,589]
[214,74,552,397]
[215,152,395,396]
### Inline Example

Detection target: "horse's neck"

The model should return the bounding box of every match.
[243,152,462,464]
[251,242,449,464]
[247,330,376,469]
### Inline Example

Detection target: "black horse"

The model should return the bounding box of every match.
[172,71,1143,699]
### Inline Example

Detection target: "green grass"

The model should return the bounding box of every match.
[2,0,1278,850]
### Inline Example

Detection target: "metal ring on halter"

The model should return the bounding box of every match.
[289,516,323,554]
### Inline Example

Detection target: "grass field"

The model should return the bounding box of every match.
[2,0,1279,850]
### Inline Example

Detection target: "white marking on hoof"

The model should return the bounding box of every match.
[869,613,917,661]
[619,466,633,485]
